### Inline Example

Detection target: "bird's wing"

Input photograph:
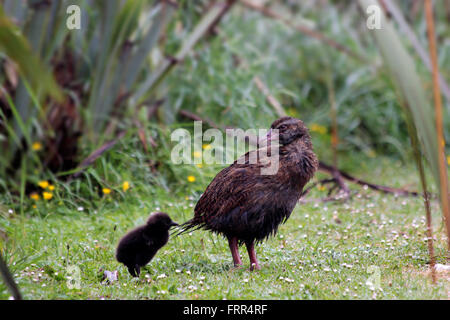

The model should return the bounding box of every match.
[142,233,153,247]
[194,149,275,222]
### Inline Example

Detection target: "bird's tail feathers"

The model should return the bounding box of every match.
[170,219,203,238]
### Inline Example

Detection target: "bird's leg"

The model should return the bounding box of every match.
[127,265,138,277]
[135,265,141,277]
[228,237,242,268]
[246,242,261,271]
[128,264,140,277]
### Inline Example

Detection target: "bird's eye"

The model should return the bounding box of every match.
[278,124,287,130]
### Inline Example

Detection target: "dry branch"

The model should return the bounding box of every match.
[319,162,418,197]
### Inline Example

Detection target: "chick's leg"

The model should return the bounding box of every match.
[127,264,140,277]
[135,265,140,277]
[127,265,137,277]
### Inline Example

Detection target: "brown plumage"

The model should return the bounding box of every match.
[116,212,178,277]
[178,117,318,270]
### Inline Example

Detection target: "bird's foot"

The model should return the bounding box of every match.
[230,263,243,271]
[249,263,261,271]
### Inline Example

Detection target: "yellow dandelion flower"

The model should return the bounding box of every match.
[30,193,40,201]
[202,144,211,150]
[102,188,111,195]
[187,175,196,183]
[286,107,299,117]
[32,142,42,151]
[196,163,203,168]
[367,150,376,158]
[32,205,37,209]
[185,196,189,200]
[310,124,327,135]
[447,155,450,166]
[48,185,55,191]
[193,151,202,158]
[317,185,326,191]
[38,180,49,189]
[42,192,53,200]
[122,181,130,192]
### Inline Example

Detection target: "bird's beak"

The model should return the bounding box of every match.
[266,128,273,141]
[259,128,272,146]
[259,128,279,147]
[170,221,179,227]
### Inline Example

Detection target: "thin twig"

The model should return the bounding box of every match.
[179,109,220,130]
[416,142,437,283]
[299,191,356,204]
[405,95,437,283]
[253,76,287,117]
[326,70,339,170]
[424,0,450,256]
[300,178,336,197]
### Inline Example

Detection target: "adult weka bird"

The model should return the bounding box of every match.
[178,117,318,270]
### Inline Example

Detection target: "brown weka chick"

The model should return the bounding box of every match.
[116,212,178,277]
[178,117,318,270]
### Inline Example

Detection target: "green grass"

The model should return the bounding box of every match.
[1,157,449,300]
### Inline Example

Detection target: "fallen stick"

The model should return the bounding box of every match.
[318,161,418,197]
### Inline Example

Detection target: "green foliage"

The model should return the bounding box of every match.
[0,0,198,199]
[0,7,62,102]
[360,0,440,196]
